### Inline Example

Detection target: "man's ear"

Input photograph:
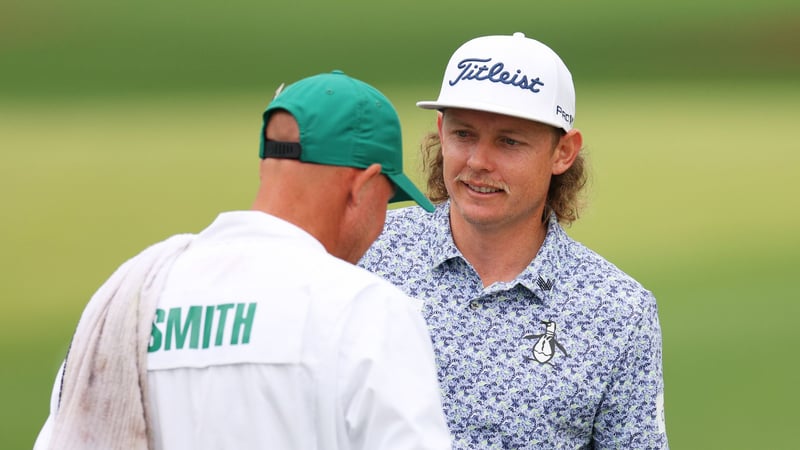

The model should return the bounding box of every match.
[348,163,384,207]
[552,129,583,175]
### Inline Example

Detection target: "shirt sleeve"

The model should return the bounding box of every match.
[593,292,669,449]
[336,283,452,450]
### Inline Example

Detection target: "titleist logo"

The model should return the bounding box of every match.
[449,57,545,93]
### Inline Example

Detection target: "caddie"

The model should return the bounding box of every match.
[34,71,452,450]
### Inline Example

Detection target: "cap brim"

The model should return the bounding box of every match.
[388,173,435,212]
[417,100,568,131]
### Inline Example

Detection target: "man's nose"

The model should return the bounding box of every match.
[466,140,495,172]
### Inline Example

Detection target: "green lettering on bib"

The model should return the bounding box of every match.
[148,309,166,353]
[232,302,257,345]
[149,302,257,353]
[165,305,201,350]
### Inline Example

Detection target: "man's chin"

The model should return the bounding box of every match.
[450,199,504,228]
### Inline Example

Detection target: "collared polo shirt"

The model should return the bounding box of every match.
[359,203,668,449]
[36,211,451,450]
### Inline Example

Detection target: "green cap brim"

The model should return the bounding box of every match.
[388,173,435,212]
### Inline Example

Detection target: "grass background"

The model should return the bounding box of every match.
[2,1,799,448]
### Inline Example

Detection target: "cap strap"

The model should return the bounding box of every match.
[262,141,302,159]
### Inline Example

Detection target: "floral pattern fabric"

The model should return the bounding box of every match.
[359,202,668,449]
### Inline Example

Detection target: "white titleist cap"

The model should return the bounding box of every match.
[417,32,576,131]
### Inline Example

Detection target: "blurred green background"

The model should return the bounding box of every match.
[2,0,798,448]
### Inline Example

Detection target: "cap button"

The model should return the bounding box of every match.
[513,32,525,38]
[331,70,344,75]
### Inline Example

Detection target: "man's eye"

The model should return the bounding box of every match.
[502,137,519,146]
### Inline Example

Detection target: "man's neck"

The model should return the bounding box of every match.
[450,213,548,288]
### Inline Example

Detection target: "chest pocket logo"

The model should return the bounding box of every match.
[522,321,568,365]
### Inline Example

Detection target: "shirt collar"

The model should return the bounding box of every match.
[428,201,463,268]
[433,204,570,298]
[513,213,568,298]
[198,211,327,253]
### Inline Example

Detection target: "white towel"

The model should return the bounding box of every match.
[48,234,194,450]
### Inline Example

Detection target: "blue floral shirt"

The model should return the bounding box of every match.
[359,202,668,449]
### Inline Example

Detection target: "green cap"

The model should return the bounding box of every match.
[259,71,434,212]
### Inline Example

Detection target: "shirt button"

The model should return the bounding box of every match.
[469,300,480,310]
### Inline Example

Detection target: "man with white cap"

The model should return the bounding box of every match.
[360,33,668,448]
[34,71,452,450]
